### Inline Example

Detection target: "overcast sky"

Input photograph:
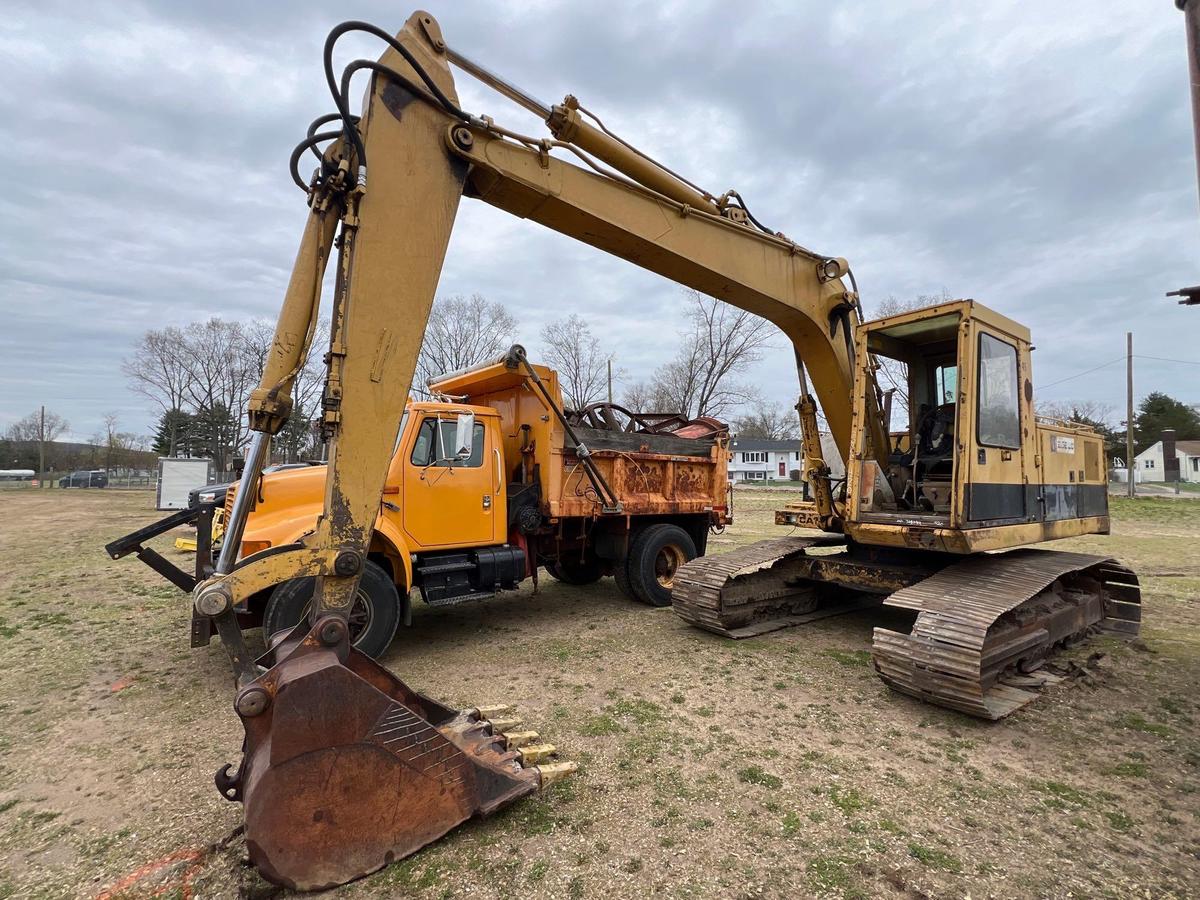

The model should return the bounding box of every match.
[2,0,1198,443]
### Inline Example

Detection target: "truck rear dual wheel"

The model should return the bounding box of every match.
[264,560,400,659]
[623,524,697,608]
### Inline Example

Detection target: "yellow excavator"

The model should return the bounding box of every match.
[170,11,1140,889]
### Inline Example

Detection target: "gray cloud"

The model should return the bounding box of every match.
[1,0,1197,443]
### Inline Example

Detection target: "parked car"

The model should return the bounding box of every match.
[59,470,108,488]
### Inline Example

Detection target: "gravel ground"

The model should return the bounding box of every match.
[0,488,1197,899]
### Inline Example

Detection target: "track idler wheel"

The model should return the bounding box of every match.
[217,616,574,890]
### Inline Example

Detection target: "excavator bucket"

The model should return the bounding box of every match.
[215,619,571,890]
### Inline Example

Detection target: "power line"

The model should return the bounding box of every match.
[1039,355,1125,390]
[1135,354,1200,366]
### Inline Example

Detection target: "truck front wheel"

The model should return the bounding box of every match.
[625,524,697,607]
[263,560,401,659]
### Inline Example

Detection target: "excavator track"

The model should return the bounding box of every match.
[673,536,875,638]
[872,549,1141,719]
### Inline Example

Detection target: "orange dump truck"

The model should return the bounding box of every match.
[153,347,729,656]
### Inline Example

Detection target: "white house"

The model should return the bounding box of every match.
[1133,440,1200,483]
[728,434,845,483]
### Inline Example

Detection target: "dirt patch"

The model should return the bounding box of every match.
[0,488,1197,898]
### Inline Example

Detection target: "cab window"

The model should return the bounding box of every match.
[409,417,485,467]
[977,333,1020,449]
[934,364,958,405]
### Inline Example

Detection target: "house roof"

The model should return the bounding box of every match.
[1137,440,1200,457]
[729,438,802,451]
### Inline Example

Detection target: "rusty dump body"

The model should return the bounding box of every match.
[428,350,730,528]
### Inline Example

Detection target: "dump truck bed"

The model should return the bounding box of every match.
[429,354,730,527]
[553,425,728,520]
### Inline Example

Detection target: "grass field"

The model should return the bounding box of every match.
[0,488,1197,898]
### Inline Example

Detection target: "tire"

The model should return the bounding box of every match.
[626,524,697,607]
[613,550,636,601]
[263,560,400,659]
[547,556,603,585]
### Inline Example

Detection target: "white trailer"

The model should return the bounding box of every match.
[156,458,213,510]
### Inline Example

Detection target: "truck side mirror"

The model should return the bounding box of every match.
[453,413,475,460]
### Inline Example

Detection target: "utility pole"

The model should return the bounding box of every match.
[38,405,46,485]
[607,359,613,405]
[1126,333,1135,498]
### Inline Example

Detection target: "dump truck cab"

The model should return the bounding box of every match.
[237,400,502,553]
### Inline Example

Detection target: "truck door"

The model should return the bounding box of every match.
[402,413,498,549]
[965,328,1029,524]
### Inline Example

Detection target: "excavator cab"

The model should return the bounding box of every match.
[848,298,1068,551]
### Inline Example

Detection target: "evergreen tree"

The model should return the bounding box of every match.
[191,403,239,471]
[151,408,195,457]
[1134,392,1200,451]
[277,413,317,463]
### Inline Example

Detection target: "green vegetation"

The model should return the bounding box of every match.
[1105,811,1135,833]
[828,786,871,815]
[737,766,783,789]
[908,842,962,873]
[1115,713,1173,738]
[1031,780,1092,809]
[578,714,622,736]
[805,854,859,895]
[1103,761,1149,778]
[821,648,873,667]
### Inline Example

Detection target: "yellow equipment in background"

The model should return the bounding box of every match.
[174,506,224,552]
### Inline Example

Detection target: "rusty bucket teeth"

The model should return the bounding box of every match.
[502,730,540,749]
[516,743,557,765]
[535,761,578,787]
[485,716,523,733]
[470,703,515,719]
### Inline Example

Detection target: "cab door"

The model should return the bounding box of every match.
[964,327,1031,524]
[402,412,498,549]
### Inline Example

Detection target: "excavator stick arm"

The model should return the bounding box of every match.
[185,8,891,888]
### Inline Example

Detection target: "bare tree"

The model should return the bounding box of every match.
[621,380,675,413]
[416,294,517,394]
[541,314,611,411]
[242,317,330,461]
[647,291,774,420]
[6,408,69,475]
[175,319,259,472]
[1035,399,1116,426]
[735,401,798,440]
[99,412,142,473]
[122,326,191,455]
